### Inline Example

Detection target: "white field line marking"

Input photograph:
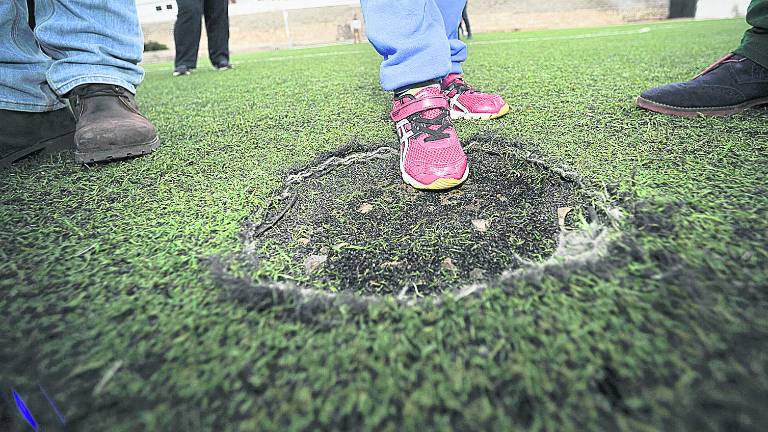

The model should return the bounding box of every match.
[144,27,658,72]
[242,50,367,64]
[143,50,367,73]
[468,27,651,46]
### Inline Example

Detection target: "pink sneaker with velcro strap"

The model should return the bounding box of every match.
[390,85,469,190]
[441,73,510,120]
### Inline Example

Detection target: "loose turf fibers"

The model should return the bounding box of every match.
[2,19,768,432]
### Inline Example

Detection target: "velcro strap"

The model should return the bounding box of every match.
[390,95,449,121]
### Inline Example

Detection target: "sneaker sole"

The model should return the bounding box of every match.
[636,96,768,117]
[75,136,161,164]
[450,103,510,120]
[400,164,470,191]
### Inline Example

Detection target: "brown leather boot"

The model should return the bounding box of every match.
[68,84,160,163]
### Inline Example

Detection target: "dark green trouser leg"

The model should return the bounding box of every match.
[734,0,768,68]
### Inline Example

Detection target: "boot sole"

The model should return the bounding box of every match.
[75,136,161,164]
[636,96,768,117]
[0,130,75,168]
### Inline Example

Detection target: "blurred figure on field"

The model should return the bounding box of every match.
[351,14,362,43]
[459,2,472,40]
[638,0,768,116]
[26,0,35,28]
[173,0,236,76]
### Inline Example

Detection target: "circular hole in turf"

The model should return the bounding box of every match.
[238,141,606,298]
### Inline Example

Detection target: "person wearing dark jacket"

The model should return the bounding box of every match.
[173,0,236,76]
[637,0,768,116]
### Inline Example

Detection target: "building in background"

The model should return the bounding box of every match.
[696,0,750,19]
[139,0,745,61]
[137,0,178,24]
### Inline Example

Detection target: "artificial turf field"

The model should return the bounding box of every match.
[2,17,768,431]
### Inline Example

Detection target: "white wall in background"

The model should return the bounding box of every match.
[136,0,177,24]
[136,0,358,24]
[695,0,750,19]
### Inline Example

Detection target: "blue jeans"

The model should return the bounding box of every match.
[361,0,467,91]
[0,0,144,113]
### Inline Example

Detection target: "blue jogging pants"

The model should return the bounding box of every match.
[361,0,468,91]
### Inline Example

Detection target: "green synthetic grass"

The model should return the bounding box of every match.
[2,18,767,431]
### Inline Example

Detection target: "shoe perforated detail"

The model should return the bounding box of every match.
[458,92,498,109]
[406,140,465,168]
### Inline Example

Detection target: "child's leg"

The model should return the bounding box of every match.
[435,0,467,76]
[361,0,468,190]
[361,0,452,91]
[435,0,509,120]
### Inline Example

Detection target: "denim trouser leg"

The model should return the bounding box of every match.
[34,0,145,96]
[362,0,453,91]
[0,0,63,112]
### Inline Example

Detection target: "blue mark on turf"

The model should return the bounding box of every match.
[12,389,38,431]
[39,383,66,425]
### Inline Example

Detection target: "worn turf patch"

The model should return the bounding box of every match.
[5,20,768,431]
[231,135,618,300]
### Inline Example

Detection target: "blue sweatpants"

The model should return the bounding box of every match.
[361,0,468,91]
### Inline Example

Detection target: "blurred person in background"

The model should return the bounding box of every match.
[361,0,508,191]
[638,0,768,116]
[1,0,160,167]
[173,0,236,76]
[459,2,472,40]
[351,13,362,43]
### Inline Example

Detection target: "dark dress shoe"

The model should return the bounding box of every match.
[637,54,768,117]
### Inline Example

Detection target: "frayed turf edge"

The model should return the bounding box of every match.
[216,132,625,313]
[241,143,397,242]
[455,220,615,300]
[453,131,625,300]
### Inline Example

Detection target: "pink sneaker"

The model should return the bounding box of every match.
[390,85,469,190]
[441,73,510,120]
